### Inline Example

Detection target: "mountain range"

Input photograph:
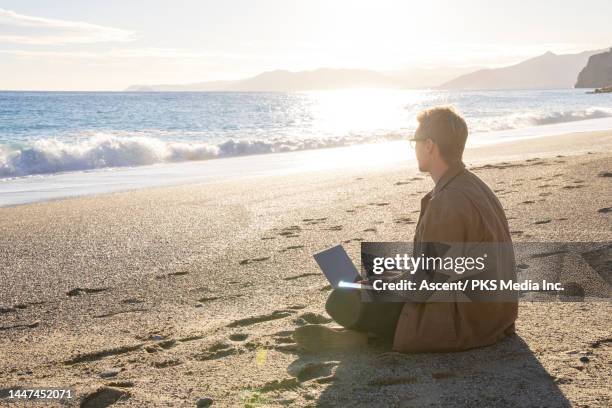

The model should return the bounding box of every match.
[126,49,605,92]
[440,50,602,90]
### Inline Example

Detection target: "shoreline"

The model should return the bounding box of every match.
[1,127,612,208]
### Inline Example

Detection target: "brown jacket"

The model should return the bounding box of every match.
[392,162,518,352]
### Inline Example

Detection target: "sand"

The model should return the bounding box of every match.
[0,130,610,407]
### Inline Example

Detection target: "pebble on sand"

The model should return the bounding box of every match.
[100,368,122,378]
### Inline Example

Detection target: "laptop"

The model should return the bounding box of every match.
[313,245,372,289]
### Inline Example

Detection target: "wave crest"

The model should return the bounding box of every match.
[0,133,398,178]
[516,107,612,127]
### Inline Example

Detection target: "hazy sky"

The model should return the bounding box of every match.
[1,0,610,90]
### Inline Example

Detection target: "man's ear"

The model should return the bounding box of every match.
[425,139,435,154]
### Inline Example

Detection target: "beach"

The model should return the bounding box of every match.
[0,130,610,407]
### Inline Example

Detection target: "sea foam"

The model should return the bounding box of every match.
[0,133,393,178]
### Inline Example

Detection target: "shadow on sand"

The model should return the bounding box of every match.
[288,334,570,407]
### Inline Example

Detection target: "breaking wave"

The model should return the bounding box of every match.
[481,107,612,131]
[518,107,612,126]
[0,133,401,178]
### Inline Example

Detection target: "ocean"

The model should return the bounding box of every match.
[1,89,611,205]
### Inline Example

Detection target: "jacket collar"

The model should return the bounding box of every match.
[432,161,466,196]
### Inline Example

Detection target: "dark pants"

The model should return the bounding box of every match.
[325,288,404,340]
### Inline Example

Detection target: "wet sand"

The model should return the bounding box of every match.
[0,130,611,407]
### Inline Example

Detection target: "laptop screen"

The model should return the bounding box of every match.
[313,245,361,288]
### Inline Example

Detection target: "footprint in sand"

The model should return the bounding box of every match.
[0,321,40,331]
[229,333,249,341]
[302,217,327,225]
[293,361,338,382]
[167,271,189,277]
[151,359,182,368]
[283,272,319,281]
[81,387,129,408]
[274,333,296,344]
[278,226,301,238]
[196,342,239,361]
[279,245,305,253]
[562,185,585,189]
[156,271,189,279]
[539,192,552,196]
[64,344,144,365]
[94,308,149,319]
[261,236,276,240]
[0,303,34,314]
[227,310,294,328]
[66,287,109,297]
[198,296,220,303]
[326,225,343,231]
[121,298,144,305]
[394,217,414,225]
[343,237,364,244]
[363,227,377,232]
[368,202,390,207]
[521,200,536,204]
[394,181,411,186]
[590,337,612,348]
[597,207,611,214]
[534,219,551,224]
[258,378,300,392]
[106,381,134,389]
[530,249,569,259]
[517,263,529,269]
[295,312,332,325]
[239,256,271,265]
[597,171,612,178]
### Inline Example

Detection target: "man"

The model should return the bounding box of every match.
[294,106,517,353]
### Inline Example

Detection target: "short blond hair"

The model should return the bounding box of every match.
[415,106,468,165]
